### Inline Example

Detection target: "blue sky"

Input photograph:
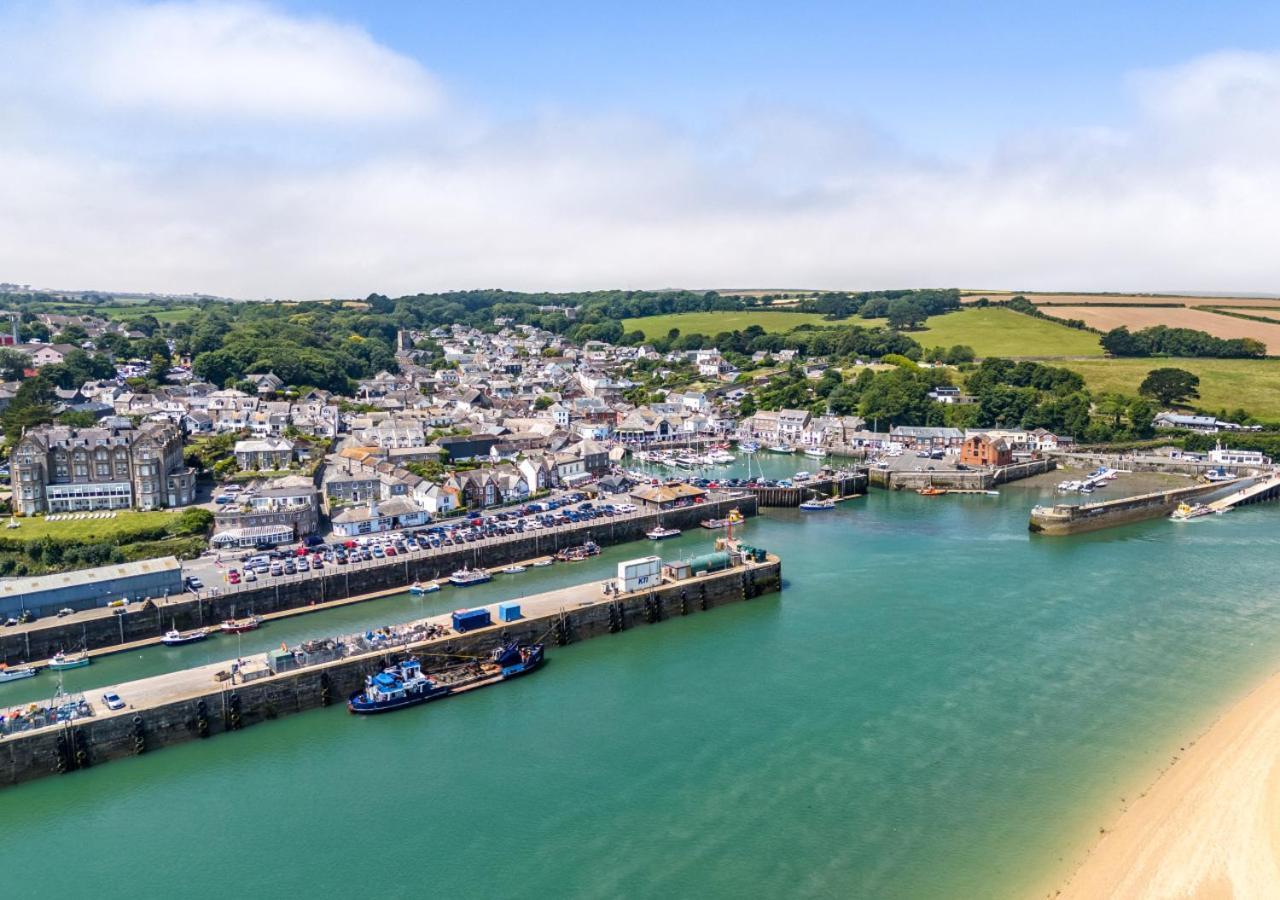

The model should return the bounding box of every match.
[279,1,1280,150]
[2,1,1280,297]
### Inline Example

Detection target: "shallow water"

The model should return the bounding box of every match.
[4,459,1279,899]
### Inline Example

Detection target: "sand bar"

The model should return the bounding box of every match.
[1056,666,1280,898]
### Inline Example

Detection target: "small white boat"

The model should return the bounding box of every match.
[409,581,440,594]
[0,664,38,683]
[799,498,836,511]
[646,526,681,540]
[739,441,760,453]
[767,444,793,454]
[803,447,828,459]
[501,565,527,574]
[531,557,554,568]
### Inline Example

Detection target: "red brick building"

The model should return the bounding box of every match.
[960,435,1013,467]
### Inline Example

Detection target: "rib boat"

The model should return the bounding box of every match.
[347,642,545,715]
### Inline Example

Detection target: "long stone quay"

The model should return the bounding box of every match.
[0,550,782,789]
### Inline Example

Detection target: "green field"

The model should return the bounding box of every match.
[621,310,836,339]
[1058,358,1280,420]
[100,306,200,323]
[908,307,1104,358]
[5,509,185,543]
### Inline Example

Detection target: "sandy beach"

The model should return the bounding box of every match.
[1055,666,1280,899]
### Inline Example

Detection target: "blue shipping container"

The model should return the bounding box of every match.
[452,608,492,632]
[497,601,522,622]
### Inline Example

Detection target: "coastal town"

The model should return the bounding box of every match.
[13,4,1280,897]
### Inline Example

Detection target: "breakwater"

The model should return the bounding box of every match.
[0,493,755,664]
[743,471,867,507]
[1028,480,1236,535]
[0,554,782,789]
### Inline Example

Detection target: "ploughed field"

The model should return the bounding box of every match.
[962,291,1280,308]
[1046,306,1280,354]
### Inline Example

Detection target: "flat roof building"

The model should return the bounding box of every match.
[0,556,183,617]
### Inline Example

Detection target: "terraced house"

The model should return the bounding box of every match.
[10,423,195,515]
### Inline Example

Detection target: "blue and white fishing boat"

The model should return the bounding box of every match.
[347,642,545,715]
[448,566,492,587]
[48,650,91,671]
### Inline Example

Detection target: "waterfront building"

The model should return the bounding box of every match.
[10,423,195,515]
[331,497,430,537]
[960,435,1014,467]
[0,556,183,617]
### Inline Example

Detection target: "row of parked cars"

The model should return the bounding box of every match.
[219,496,640,584]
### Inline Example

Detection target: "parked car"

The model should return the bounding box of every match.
[185,576,204,590]
[102,691,126,711]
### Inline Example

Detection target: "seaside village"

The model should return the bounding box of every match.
[0,311,1270,621]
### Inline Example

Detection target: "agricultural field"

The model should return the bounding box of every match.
[961,291,1280,308]
[621,309,836,339]
[909,307,1104,358]
[1058,358,1280,421]
[1046,306,1280,353]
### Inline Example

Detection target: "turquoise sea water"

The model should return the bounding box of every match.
[4,460,1280,899]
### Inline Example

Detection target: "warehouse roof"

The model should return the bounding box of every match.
[0,556,181,599]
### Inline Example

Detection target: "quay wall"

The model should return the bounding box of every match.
[1050,451,1263,478]
[1028,481,1232,536]
[868,458,1054,491]
[743,472,867,507]
[0,557,782,789]
[0,495,755,665]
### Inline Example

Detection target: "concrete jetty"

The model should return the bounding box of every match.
[1,492,754,665]
[0,551,782,789]
[1028,480,1240,536]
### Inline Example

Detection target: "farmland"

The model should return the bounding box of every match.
[1045,306,1280,354]
[909,308,1103,358]
[1058,358,1280,421]
[961,291,1280,308]
[621,309,835,339]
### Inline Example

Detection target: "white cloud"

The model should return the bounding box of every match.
[1,2,1280,297]
[0,0,440,123]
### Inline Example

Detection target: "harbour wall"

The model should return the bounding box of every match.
[0,494,756,664]
[1028,481,1234,536]
[742,472,867,507]
[1050,451,1263,478]
[0,557,782,789]
[868,458,1054,491]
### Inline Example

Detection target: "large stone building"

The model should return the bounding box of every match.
[10,423,195,515]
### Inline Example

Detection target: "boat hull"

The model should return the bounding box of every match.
[0,668,38,683]
[348,650,544,715]
[48,658,91,670]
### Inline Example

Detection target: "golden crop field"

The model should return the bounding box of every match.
[961,291,1280,308]
[1046,306,1280,353]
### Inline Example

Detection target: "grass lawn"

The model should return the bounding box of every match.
[5,509,185,544]
[621,310,839,339]
[1057,358,1280,421]
[907,307,1104,358]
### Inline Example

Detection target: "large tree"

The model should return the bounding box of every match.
[1139,367,1200,406]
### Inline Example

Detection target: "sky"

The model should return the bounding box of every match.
[2,0,1280,298]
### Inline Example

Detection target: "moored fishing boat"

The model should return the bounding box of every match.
[799,498,836,510]
[448,566,493,587]
[738,440,760,453]
[162,627,209,646]
[0,663,39,683]
[555,540,601,562]
[700,517,730,529]
[347,641,545,714]
[767,444,793,454]
[803,447,828,459]
[501,564,527,574]
[48,650,91,670]
[219,615,262,634]
[917,486,947,496]
[409,581,441,594]
[531,557,554,567]
[646,525,681,540]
